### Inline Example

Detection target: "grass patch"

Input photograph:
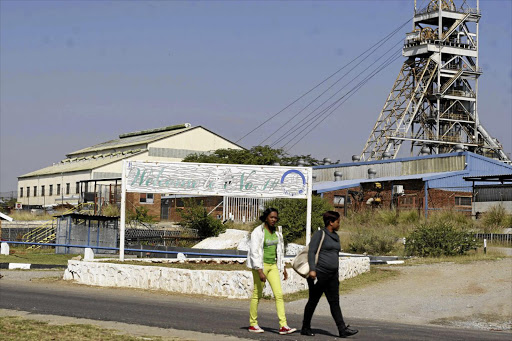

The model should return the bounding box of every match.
[107,260,249,271]
[0,316,182,341]
[0,246,78,265]
[283,267,399,301]
[404,248,508,265]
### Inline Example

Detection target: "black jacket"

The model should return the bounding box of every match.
[308,228,340,274]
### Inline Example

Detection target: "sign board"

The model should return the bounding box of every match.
[15,202,22,210]
[125,161,311,199]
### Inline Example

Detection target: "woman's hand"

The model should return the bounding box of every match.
[308,271,317,280]
[283,268,288,281]
[258,269,267,282]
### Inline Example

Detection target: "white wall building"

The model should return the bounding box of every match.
[17,124,243,207]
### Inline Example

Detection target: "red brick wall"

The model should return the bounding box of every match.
[319,180,472,215]
[126,192,162,222]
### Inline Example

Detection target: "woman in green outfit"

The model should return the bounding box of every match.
[246,207,296,335]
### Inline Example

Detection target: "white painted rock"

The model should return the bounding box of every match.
[286,243,305,256]
[193,229,249,249]
[1,242,9,256]
[84,248,95,261]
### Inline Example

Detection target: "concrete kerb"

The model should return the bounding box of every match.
[63,257,371,299]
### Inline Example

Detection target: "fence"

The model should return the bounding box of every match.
[474,233,512,245]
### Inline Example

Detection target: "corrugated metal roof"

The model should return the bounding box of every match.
[67,124,192,156]
[313,151,466,169]
[19,149,146,178]
[313,171,467,193]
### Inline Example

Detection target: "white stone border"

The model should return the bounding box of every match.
[63,257,370,299]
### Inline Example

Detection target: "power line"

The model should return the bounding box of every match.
[283,52,403,152]
[258,20,410,147]
[236,17,411,145]
[272,38,404,149]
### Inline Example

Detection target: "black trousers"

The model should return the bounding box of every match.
[302,271,346,330]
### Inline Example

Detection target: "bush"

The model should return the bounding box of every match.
[405,221,480,257]
[126,206,156,225]
[102,204,120,217]
[264,196,333,243]
[348,227,398,255]
[482,205,511,228]
[179,199,225,238]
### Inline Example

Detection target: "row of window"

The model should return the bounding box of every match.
[19,182,80,198]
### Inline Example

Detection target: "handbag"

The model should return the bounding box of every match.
[292,230,325,278]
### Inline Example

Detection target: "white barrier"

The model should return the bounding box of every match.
[63,257,370,299]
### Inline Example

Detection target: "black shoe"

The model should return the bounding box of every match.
[339,325,358,338]
[300,328,315,336]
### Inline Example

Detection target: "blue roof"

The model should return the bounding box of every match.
[313,171,467,193]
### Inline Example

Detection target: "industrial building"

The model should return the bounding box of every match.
[17,124,243,210]
[312,151,512,217]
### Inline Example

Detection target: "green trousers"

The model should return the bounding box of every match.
[250,263,287,328]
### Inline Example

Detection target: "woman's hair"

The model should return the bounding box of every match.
[323,210,340,227]
[259,207,279,223]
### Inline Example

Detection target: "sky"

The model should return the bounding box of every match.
[1,0,511,193]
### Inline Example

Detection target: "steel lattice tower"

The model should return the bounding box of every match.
[360,0,510,162]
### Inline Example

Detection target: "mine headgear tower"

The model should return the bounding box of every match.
[360,0,510,162]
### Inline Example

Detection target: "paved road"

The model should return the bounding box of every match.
[0,278,510,341]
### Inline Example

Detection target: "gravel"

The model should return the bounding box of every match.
[287,257,512,331]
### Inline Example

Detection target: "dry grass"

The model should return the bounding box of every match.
[8,211,55,221]
[404,248,508,265]
[0,316,182,341]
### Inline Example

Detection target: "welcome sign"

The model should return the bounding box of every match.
[124,161,311,199]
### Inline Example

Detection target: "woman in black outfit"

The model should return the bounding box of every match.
[301,211,358,338]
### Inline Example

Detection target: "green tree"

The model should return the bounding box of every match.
[263,196,333,243]
[179,199,226,238]
[183,145,319,166]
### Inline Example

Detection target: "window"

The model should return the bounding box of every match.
[27,187,30,197]
[33,186,37,197]
[333,195,345,206]
[400,196,414,205]
[57,184,61,195]
[66,183,70,195]
[76,182,80,194]
[49,185,53,196]
[455,196,471,206]
[20,188,23,198]
[140,193,154,204]
[41,185,45,196]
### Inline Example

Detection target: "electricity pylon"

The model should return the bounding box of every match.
[360,0,510,162]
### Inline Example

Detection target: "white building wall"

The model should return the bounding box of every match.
[17,171,90,206]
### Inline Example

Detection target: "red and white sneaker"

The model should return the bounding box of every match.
[279,326,297,335]
[248,325,264,333]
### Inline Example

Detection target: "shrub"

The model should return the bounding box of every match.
[102,204,120,217]
[375,209,399,225]
[179,199,225,238]
[405,221,480,257]
[264,196,333,243]
[126,206,156,226]
[348,227,398,255]
[482,205,511,228]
